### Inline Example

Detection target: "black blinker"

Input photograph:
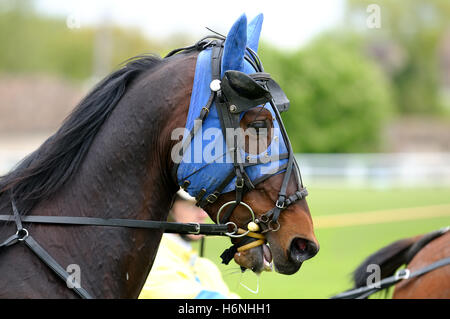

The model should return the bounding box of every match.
[221,70,272,113]
[225,70,270,100]
[266,78,290,112]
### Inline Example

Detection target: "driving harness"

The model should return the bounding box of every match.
[0,36,307,298]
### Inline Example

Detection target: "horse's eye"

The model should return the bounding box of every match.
[247,120,268,135]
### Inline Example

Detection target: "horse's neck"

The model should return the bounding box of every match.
[28,57,193,298]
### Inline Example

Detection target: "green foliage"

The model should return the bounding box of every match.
[261,37,394,153]
[0,2,395,153]
[347,0,450,114]
[0,5,169,81]
[0,9,93,80]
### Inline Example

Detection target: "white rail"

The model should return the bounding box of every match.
[296,153,450,188]
[1,146,449,188]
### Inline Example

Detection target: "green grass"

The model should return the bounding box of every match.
[197,187,450,299]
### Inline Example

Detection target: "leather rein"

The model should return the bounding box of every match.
[0,198,235,299]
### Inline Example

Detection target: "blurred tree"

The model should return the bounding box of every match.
[346,0,450,114]
[0,1,93,79]
[261,36,394,153]
[0,0,396,153]
[0,1,172,81]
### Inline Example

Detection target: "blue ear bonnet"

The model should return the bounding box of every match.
[175,14,289,198]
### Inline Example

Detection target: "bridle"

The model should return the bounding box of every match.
[0,36,308,298]
[168,36,308,263]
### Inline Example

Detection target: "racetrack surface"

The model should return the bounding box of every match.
[202,187,450,299]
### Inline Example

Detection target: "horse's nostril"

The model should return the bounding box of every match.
[290,238,318,264]
[295,238,308,251]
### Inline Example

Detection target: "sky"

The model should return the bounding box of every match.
[34,0,346,50]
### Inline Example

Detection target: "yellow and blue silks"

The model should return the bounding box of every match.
[139,234,240,299]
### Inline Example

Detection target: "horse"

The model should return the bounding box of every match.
[341,227,449,299]
[0,13,319,298]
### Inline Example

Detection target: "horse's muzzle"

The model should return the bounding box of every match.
[289,237,319,265]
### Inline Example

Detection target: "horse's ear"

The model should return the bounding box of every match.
[221,13,247,76]
[247,13,264,52]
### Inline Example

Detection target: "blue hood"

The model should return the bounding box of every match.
[176,14,288,198]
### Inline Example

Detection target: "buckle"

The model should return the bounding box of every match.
[188,223,201,235]
[394,269,410,281]
[206,193,218,204]
[236,177,244,189]
[275,199,285,209]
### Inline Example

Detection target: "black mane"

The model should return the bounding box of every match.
[0,54,162,214]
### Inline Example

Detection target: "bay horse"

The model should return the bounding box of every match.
[346,227,449,298]
[0,14,318,298]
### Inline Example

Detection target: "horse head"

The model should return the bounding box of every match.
[172,14,319,275]
[0,13,319,298]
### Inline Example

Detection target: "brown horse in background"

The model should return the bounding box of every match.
[350,227,449,298]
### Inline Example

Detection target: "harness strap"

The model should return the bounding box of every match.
[0,206,234,299]
[1,199,93,299]
[197,169,236,207]
[284,189,308,206]
[164,35,223,58]
[219,169,244,224]
[0,200,25,249]
[0,232,21,249]
[11,200,23,231]
[171,90,216,183]
[220,245,238,265]
[209,41,249,225]
[0,215,230,236]
[23,235,93,299]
